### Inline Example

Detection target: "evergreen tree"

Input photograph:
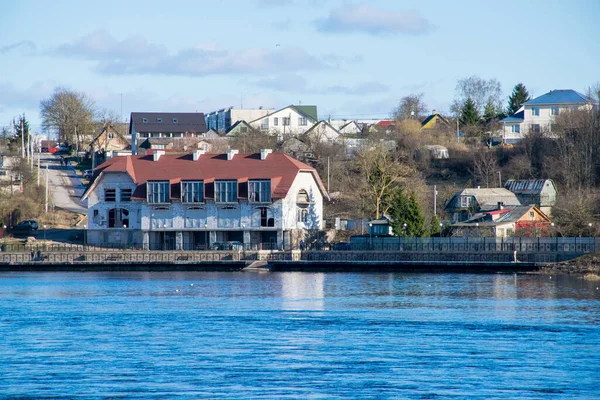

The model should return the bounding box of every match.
[389,189,427,237]
[483,100,497,123]
[429,214,441,237]
[9,114,31,151]
[459,98,479,126]
[506,83,530,115]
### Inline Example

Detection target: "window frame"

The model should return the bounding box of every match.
[511,124,520,133]
[248,180,271,203]
[147,181,170,204]
[551,106,559,116]
[172,118,178,123]
[120,188,132,202]
[142,118,148,123]
[531,124,541,133]
[215,180,238,203]
[104,188,116,202]
[298,117,307,126]
[532,107,540,116]
[282,117,290,126]
[157,118,163,123]
[273,117,279,126]
[460,195,472,208]
[181,180,204,203]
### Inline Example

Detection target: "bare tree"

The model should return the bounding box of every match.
[359,147,414,218]
[451,76,503,116]
[392,93,428,120]
[40,87,95,145]
[473,149,499,188]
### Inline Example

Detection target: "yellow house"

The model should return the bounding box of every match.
[421,112,450,130]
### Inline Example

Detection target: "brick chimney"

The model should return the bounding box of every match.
[193,150,205,161]
[153,150,165,161]
[227,149,239,160]
[260,149,272,160]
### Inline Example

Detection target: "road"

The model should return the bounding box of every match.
[39,153,87,215]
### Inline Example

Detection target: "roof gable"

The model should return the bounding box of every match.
[249,105,318,124]
[303,120,341,141]
[421,114,450,128]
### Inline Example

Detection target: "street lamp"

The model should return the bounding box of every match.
[439,222,443,238]
[241,223,246,250]
[368,223,372,249]
[403,223,407,237]
[2,225,6,250]
[83,224,87,247]
[205,223,208,250]
[588,222,593,237]
[43,225,47,242]
[163,224,167,250]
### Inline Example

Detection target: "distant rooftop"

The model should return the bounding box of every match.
[523,89,597,106]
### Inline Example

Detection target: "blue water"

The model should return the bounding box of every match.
[1,272,599,399]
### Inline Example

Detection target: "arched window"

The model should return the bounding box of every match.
[108,208,129,228]
[296,189,311,223]
[296,189,310,204]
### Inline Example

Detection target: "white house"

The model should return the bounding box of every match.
[303,120,341,143]
[501,89,597,143]
[81,149,328,250]
[249,105,318,139]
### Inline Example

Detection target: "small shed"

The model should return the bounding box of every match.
[368,216,394,236]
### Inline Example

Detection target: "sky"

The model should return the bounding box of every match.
[1,0,599,131]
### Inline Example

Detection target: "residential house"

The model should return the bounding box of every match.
[303,120,341,143]
[206,107,275,133]
[450,205,551,237]
[500,89,598,143]
[421,111,451,130]
[444,188,521,222]
[249,105,318,138]
[89,125,131,168]
[225,120,256,136]
[129,112,207,155]
[504,179,557,216]
[370,120,395,133]
[81,149,328,250]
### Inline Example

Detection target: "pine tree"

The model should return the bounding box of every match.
[429,214,441,237]
[483,100,497,123]
[506,83,530,115]
[389,189,427,237]
[9,114,31,151]
[459,98,479,126]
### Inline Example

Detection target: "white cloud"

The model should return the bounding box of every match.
[315,3,433,35]
[52,30,329,77]
[252,74,388,96]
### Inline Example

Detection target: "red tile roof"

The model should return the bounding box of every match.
[83,152,328,201]
[376,120,395,127]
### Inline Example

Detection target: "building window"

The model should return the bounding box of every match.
[297,209,308,223]
[460,195,472,208]
[147,181,170,203]
[532,107,540,116]
[511,124,520,133]
[249,180,271,203]
[240,126,248,133]
[260,119,269,130]
[142,118,148,123]
[282,117,290,126]
[273,117,279,126]
[157,118,163,123]
[529,211,535,219]
[172,118,178,123]
[104,188,116,202]
[551,107,559,116]
[215,180,237,203]
[121,188,132,202]
[532,124,541,133]
[182,181,204,203]
[299,117,307,126]
[108,208,129,228]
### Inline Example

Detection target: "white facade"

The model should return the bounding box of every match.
[249,106,317,138]
[304,121,341,142]
[84,153,326,250]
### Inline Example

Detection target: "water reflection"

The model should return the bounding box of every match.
[279,272,325,310]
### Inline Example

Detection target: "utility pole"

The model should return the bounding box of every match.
[21,119,25,158]
[45,165,49,213]
[433,185,437,216]
[497,171,502,187]
[327,156,330,193]
[37,156,40,187]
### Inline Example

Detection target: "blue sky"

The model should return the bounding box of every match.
[1,0,599,130]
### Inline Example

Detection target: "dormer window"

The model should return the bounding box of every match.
[157,118,163,123]
[173,118,178,123]
[249,180,271,203]
[147,181,170,203]
[215,180,237,203]
[182,181,204,203]
[142,118,148,123]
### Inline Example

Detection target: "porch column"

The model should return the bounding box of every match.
[143,231,149,250]
[176,231,183,250]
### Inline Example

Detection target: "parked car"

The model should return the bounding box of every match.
[16,220,38,230]
[83,170,93,180]
[211,241,244,251]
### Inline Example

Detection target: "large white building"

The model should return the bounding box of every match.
[249,105,318,138]
[81,149,328,250]
[501,89,597,143]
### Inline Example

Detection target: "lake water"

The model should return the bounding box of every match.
[1,272,599,399]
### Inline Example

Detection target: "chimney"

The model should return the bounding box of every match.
[227,149,239,160]
[153,150,165,161]
[193,149,205,161]
[260,148,272,160]
[432,109,437,115]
